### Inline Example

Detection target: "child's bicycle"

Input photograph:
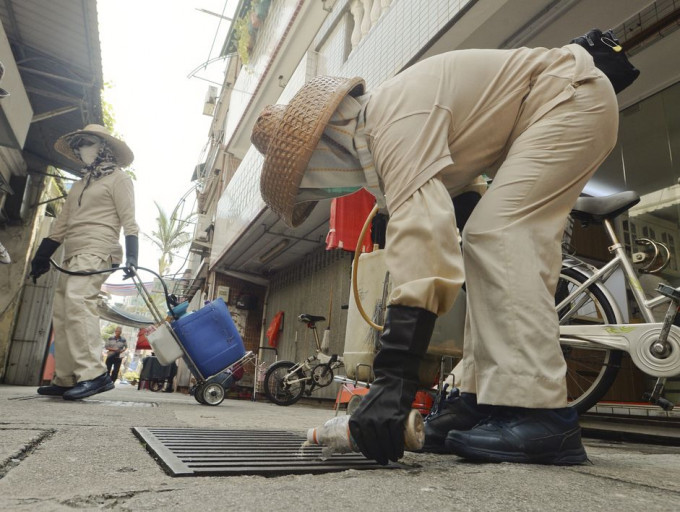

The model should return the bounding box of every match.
[557,190,679,412]
[263,314,344,406]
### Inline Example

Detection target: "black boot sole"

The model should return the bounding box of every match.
[445,438,587,465]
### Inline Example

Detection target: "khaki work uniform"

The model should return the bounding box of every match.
[49,169,138,386]
[362,45,618,407]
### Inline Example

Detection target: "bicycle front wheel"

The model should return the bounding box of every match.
[557,266,623,414]
[263,361,305,406]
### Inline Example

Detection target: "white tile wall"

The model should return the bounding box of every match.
[211,147,265,268]
[214,0,472,260]
[223,0,299,145]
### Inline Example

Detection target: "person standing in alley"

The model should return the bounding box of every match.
[31,124,139,400]
[105,326,128,384]
[251,29,639,465]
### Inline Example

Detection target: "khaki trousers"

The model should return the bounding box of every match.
[51,253,110,386]
[385,77,618,408]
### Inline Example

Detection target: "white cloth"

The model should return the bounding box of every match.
[297,94,385,207]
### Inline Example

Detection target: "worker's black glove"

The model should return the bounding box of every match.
[348,306,435,465]
[123,234,138,279]
[30,238,60,283]
[570,28,640,94]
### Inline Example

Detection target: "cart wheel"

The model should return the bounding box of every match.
[347,394,362,415]
[194,384,206,404]
[201,383,225,406]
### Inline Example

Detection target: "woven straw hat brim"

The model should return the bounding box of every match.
[258,76,365,228]
[54,124,134,167]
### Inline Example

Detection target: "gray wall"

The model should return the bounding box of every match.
[262,247,353,401]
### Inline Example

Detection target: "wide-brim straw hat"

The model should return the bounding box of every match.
[251,75,365,228]
[54,124,134,167]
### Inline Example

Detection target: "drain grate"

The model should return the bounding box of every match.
[132,427,397,476]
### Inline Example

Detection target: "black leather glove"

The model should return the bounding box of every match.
[570,28,640,94]
[30,238,60,283]
[123,234,138,279]
[348,305,436,465]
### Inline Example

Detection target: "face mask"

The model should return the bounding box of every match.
[77,140,102,165]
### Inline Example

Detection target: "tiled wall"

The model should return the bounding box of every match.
[319,0,471,88]
[213,0,471,261]
[223,0,299,145]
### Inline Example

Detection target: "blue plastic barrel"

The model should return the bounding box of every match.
[171,298,245,377]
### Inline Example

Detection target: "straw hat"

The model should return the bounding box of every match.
[251,75,365,227]
[54,124,134,167]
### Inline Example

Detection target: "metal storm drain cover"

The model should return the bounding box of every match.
[132,427,395,476]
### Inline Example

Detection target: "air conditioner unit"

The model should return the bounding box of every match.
[203,85,218,116]
[195,213,213,242]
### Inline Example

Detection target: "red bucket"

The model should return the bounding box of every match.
[411,390,434,416]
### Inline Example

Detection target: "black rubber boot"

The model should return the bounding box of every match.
[421,387,492,453]
[445,406,588,465]
[349,305,437,465]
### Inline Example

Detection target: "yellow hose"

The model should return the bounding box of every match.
[352,204,384,332]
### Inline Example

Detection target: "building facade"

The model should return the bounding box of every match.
[0,0,103,385]
[191,0,680,404]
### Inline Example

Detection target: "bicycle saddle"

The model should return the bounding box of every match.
[298,314,326,324]
[571,190,640,224]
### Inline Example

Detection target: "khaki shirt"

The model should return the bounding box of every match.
[50,169,139,263]
[363,44,602,212]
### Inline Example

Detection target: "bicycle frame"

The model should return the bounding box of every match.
[558,217,680,407]
[263,314,345,405]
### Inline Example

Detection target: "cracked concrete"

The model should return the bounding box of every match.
[1,383,679,511]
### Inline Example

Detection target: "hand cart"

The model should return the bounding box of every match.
[129,267,256,406]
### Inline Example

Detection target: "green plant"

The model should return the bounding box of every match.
[144,201,196,276]
[235,16,251,65]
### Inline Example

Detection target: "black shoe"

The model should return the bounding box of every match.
[421,387,492,453]
[444,406,588,465]
[63,374,115,400]
[37,384,73,396]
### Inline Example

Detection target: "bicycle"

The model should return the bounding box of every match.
[263,314,344,406]
[557,190,679,413]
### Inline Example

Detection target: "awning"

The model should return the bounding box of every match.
[628,184,680,219]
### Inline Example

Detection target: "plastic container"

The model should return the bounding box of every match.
[171,297,246,378]
[306,410,425,458]
[306,415,358,458]
[343,249,465,385]
[147,322,184,365]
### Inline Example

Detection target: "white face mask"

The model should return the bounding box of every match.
[77,140,101,165]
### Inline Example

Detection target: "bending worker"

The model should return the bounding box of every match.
[31,125,139,401]
[251,29,639,465]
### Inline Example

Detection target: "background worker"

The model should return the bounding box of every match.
[31,124,138,401]
[105,326,128,383]
[251,29,639,465]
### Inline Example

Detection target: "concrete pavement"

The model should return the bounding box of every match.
[1,383,679,511]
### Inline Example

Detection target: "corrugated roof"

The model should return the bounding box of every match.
[0,0,103,174]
